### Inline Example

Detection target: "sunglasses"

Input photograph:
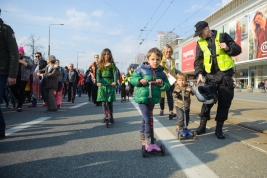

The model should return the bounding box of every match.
[35,56,40,57]
[19,53,23,55]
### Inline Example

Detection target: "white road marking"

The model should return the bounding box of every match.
[130,100,218,178]
[5,117,51,136]
[69,102,89,109]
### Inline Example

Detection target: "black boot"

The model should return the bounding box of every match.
[196,118,207,135]
[215,120,225,139]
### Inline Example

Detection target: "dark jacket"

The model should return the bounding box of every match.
[0,20,19,78]
[194,30,241,76]
[19,56,34,81]
[40,64,59,89]
[130,63,170,105]
[172,84,194,109]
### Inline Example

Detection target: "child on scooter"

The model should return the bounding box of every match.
[130,48,170,144]
[96,48,117,124]
[173,73,194,132]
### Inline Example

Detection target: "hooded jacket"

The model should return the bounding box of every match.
[130,63,170,105]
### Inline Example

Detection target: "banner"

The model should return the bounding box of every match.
[181,41,196,72]
[228,16,249,63]
[248,4,267,60]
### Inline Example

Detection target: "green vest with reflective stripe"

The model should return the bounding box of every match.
[198,32,234,73]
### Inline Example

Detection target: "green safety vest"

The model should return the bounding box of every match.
[198,32,234,73]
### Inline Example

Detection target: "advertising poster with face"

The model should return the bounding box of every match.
[228,16,249,62]
[249,5,267,60]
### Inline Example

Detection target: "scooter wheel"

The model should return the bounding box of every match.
[177,133,181,140]
[141,145,146,158]
[160,144,165,156]
[192,131,197,140]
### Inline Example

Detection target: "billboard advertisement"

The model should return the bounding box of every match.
[181,41,196,72]
[248,4,267,60]
[228,15,249,62]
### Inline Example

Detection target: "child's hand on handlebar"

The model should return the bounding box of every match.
[175,89,181,93]
[97,83,102,87]
[140,78,148,85]
[186,88,192,92]
[155,79,163,86]
[111,82,116,86]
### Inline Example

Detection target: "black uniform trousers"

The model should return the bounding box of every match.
[199,70,234,121]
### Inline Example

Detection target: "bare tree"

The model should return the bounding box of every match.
[23,34,45,60]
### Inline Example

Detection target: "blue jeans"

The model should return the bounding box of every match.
[0,74,8,134]
[77,85,82,96]
[138,103,154,137]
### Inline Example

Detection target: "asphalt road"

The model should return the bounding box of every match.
[0,94,267,178]
[234,91,267,103]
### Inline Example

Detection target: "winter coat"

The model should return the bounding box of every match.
[78,73,84,86]
[19,56,34,81]
[130,63,170,105]
[39,64,59,89]
[172,84,194,109]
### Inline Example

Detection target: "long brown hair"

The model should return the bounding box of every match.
[98,48,115,71]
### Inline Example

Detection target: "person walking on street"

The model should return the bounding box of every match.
[159,45,177,120]
[37,55,59,112]
[28,52,47,107]
[10,46,33,112]
[54,59,67,109]
[126,65,135,97]
[63,66,69,99]
[90,54,101,106]
[84,68,93,101]
[67,63,76,103]
[77,70,84,97]
[193,21,241,139]
[0,18,19,138]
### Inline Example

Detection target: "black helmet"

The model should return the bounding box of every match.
[195,85,218,104]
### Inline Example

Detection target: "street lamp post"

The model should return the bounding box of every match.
[48,24,64,56]
[77,52,85,70]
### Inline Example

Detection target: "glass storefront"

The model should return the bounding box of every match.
[249,65,267,89]
[235,68,248,88]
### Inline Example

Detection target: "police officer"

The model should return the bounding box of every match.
[0,17,19,138]
[194,21,241,139]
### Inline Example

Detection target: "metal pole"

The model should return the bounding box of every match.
[48,25,50,56]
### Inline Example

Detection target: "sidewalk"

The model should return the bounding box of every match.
[190,97,267,135]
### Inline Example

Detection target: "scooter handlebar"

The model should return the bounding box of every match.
[137,81,162,85]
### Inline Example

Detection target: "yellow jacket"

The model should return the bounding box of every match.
[160,57,176,98]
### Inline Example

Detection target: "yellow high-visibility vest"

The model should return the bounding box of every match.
[127,71,133,82]
[198,32,234,73]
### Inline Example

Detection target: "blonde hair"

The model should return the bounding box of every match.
[176,73,187,81]
[146,47,163,60]
[251,11,264,39]
[162,44,173,57]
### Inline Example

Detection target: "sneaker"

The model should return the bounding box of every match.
[57,105,60,109]
[176,126,183,133]
[159,110,164,116]
[17,108,22,112]
[43,102,47,106]
[140,133,145,142]
[145,137,151,146]
[28,104,37,107]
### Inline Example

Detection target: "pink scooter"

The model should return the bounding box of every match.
[139,81,165,158]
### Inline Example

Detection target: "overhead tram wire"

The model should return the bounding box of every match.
[171,0,214,32]
[1,9,141,31]
[126,0,174,61]
[102,0,140,29]
[125,0,165,60]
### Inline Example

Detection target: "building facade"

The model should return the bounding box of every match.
[172,0,267,89]
[157,31,178,50]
